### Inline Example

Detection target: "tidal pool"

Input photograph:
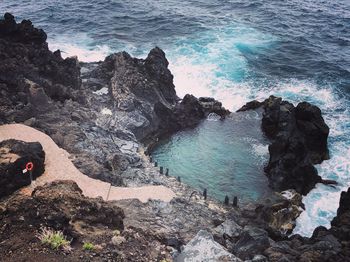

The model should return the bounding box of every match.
[152,110,273,203]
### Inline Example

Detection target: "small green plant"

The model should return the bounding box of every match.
[37,227,71,251]
[83,242,95,251]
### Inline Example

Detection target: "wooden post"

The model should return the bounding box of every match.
[177,176,181,182]
[224,195,229,205]
[154,161,158,167]
[150,156,153,163]
[233,196,238,207]
[165,168,169,176]
[203,188,207,200]
[160,166,163,174]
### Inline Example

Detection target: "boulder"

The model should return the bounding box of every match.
[232,226,270,260]
[0,139,45,198]
[175,230,242,262]
[213,219,243,239]
[199,97,230,116]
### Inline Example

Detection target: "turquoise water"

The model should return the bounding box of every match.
[1,0,349,236]
[152,111,272,203]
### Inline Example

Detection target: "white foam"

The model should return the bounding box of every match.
[281,190,295,200]
[48,34,112,62]
[167,23,276,112]
[252,144,269,157]
[169,57,252,111]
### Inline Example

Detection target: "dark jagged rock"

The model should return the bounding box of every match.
[0,139,45,198]
[144,47,178,104]
[236,100,262,112]
[330,188,350,250]
[262,187,350,261]
[199,97,230,116]
[334,187,350,218]
[233,226,270,260]
[0,12,229,188]
[0,13,81,124]
[239,96,330,195]
[91,49,229,147]
[263,96,330,195]
[106,48,177,106]
[90,48,178,141]
[149,94,230,152]
[295,102,330,163]
[0,13,47,44]
[154,94,201,130]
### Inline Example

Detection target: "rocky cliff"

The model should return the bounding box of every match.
[0,12,228,187]
[0,12,348,262]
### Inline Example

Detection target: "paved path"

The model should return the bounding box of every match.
[0,124,175,202]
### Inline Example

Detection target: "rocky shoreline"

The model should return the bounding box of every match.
[0,13,349,261]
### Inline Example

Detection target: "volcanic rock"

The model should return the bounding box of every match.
[233,226,270,260]
[0,13,81,124]
[239,96,330,195]
[175,230,242,262]
[0,139,45,198]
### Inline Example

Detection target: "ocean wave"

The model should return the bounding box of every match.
[47,34,112,62]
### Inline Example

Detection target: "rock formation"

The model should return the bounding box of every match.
[0,139,45,198]
[0,13,228,186]
[0,13,81,123]
[88,47,229,147]
[238,96,330,195]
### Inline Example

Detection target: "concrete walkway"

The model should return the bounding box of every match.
[0,124,175,202]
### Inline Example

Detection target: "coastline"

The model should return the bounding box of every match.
[0,13,349,261]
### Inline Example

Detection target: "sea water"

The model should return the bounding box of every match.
[152,110,271,203]
[2,0,349,237]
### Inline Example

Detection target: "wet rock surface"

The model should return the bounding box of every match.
[0,139,45,198]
